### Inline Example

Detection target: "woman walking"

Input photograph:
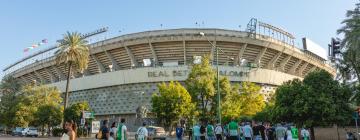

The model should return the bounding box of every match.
[62,120,77,140]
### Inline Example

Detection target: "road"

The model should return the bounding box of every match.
[0,136,95,140]
[0,135,181,140]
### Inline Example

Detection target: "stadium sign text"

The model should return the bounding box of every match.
[148,70,249,78]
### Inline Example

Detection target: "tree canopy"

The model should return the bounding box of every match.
[222,82,265,119]
[272,70,352,140]
[152,81,195,129]
[337,2,360,81]
[185,55,216,117]
[64,101,91,126]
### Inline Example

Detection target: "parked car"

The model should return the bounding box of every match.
[21,128,28,136]
[146,126,166,140]
[25,127,38,137]
[11,127,23,136]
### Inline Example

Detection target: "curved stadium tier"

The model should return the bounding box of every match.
[4,28,335,127]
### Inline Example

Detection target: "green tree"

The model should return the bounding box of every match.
[0,76,22,94]
[185,55,216,118]
[253,105,274,123]
[272,70,352,140]
[55,32,89,109]
[13,85,62,127]
[209,77,232,121]
[64,101,91,126]
[152,81,195,130]
[221,82,265,119]
[337,2,360,81]
[34,104,62,136]
[0,76,22,128]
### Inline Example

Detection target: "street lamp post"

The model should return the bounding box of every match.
[199,32,221,125]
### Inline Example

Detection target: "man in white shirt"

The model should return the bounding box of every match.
[136,122,148,140]
[215,123,223,140]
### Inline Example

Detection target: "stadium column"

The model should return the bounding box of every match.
[235,43,247,65]
[91,55,106,73]
[124,46,138,68]
[254,47,267,66]
[33,70,46,83]
[183,39,186,65]
[19,77,28,85]
[298,62,309,76]
[308,66,317,73]
[289,60,302,74]
[52,66,66,81]
[148,38,158,66]
[105,51,120,71]
[44,67,57,83]
[266,52,282,69]
[279,55,291,71]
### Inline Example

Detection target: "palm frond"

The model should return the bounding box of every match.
[54,31,90,72]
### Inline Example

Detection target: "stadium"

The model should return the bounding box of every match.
[3,19,335,129]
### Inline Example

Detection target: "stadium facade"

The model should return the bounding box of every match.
[3,24,335,128]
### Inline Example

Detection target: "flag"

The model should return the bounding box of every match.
[24,48,30,52]
[42,39,48,43]
[32,44,38,48]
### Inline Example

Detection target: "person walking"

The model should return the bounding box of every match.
[300,127,309,140]
[243,122,253,140]
[252,122,265,140]
[100,120,110,140]
[285,126,292,140]
[207,122,216,140]
[200,122,206,140]
[238,122,245,140]
[136,122,148,140]
[228,119,239,140]
[215,123,223,140]
[290,126,298,140]
[193,122,201,140]
[266,124,275,140]
[275,123,286,140]
[223,122,230,140]
[110,122,118,140]
[117,118,128,140]
[176,123,185,140]
[62,120,77,140]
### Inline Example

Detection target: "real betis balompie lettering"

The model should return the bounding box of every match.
[148,70,249,78]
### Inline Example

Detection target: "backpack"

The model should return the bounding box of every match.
[95,128,103,139]
[207,125,214,136]
[136,127,147,140]
[200,125,206,134]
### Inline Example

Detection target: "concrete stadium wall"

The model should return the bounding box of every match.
[49,66,300,93]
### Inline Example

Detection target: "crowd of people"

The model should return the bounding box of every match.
[190,119,311,140]
[97,118,150,140]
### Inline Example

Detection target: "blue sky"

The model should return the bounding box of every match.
[0,0,357,77]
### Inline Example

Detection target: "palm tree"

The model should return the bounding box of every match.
[0,76,22,95]
[337,2,360,81]
[55,32,89,109]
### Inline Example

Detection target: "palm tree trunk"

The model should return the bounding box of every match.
[64,62,72,109]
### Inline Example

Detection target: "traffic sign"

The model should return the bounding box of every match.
[81,118,85,125]
[83,111,95,119]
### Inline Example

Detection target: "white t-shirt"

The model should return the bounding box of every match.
[136,127,148,140]
[215,126,223,134]
[118,124,127,140]
[110,127,118,138]
[60,133,69,140]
